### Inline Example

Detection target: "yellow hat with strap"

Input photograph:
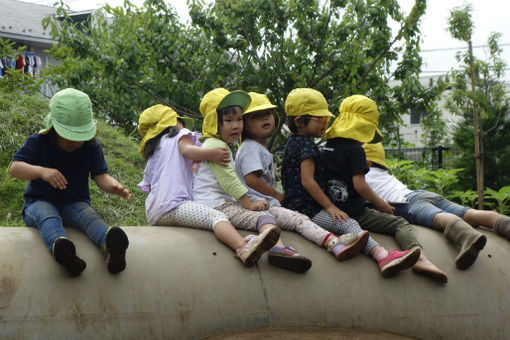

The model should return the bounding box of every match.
[325,94,383,143]
[244,92,277,115]
[362,142,389,169]
[199,88,251,139]
[137,104,193,158]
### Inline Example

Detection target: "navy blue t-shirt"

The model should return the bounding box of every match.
[13,132,108,208]
[321,137,368,217]
[281,134,326,218]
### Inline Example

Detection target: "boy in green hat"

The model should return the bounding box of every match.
[10,88,130,277]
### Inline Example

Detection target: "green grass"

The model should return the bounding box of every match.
[0,91,147,226]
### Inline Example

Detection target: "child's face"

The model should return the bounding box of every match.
[56,135,84,152]
[296,116,330,138]
[245,110,275,140]
[219,107,243,143]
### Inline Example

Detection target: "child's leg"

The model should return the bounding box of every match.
[463,208,508,231]
[23,200,67,251]
[24,200,86,277]
[218,202,311,272]
[270,206,368,261]
[312,209,378,255]
[269,206,331,246]
[61,202,128,274]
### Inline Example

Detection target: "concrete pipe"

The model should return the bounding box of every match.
[0,226,509,339]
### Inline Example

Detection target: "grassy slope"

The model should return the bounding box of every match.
[0,92,147,226]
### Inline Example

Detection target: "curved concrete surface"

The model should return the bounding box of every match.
[1,226,509,339]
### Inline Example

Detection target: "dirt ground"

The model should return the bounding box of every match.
[204,326,417,339]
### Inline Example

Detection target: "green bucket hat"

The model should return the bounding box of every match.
[39,88,97,141]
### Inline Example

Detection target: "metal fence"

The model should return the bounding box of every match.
[385,146,461,169]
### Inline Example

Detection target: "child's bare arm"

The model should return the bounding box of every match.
[178,135,229,166]
[352,173,394,214]
[10,161,68,190]
[94,173,133,200]
[244,172,285,204]
[300,158,349,223]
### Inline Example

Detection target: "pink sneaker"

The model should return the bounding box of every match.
[327,231,369,261]
[378,246,421,278]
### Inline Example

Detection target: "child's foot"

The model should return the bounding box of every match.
[268,246,312,273]
[327,231,369,261]
[412,254,448,283]
[105,226,129,274]
[378,246,421,278]
[236,225,280,267]
[53,238,86,277]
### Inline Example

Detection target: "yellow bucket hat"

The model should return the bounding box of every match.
[325,95,383,143]
[362,142,389,169]
[137,104,193,158]
[199,88,251,139]
[284,88,335,118]
[244,92,278,115]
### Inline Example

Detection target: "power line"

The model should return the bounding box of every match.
[420,43,510,53]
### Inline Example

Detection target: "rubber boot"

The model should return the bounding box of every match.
[494,216,510,241]
[443,218,487,270]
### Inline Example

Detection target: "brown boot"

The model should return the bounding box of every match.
[443,218,486,270]
[494,216,510,241]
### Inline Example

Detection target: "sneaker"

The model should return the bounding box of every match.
[53,238,86,277]
[236,225,280,267]
[378,246,421,278]
[268,246,312,273]
[327,231,369,261]
[105,226,129,274]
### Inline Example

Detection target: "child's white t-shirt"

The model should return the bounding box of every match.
[235,139,281,207]
[364,167,412,203]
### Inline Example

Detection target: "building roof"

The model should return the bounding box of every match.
[0,0,57,47]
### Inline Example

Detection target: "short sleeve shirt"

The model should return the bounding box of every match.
[235,139,280,207]
[281,134,325,218]
[321,137,368,217]
[13,132,108,208]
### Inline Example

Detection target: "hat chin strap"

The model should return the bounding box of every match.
[51,117,97,133]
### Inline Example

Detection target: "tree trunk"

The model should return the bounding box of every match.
[468,40,484,209]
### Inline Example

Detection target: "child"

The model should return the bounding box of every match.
[10,88,129,277]
[137,104,279,267]
[282,88,422,278]
[363,142,510,269]
[235,91,369,263]
[320,94,446,282]
[193,88,309,273]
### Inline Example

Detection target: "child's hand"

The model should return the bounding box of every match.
[41,168,68,190]
[378,200,395,215]
[112,182,133,200]
[249,200,269,211]
[209,147,230,166]
[326,205,350,224]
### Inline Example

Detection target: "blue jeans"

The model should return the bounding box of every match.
[23,200,109,252]
[395,190,469,228]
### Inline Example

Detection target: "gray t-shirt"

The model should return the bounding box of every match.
[235,139,280,207]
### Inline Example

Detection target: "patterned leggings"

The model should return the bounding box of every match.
[268,206,331,246]
[155,201,229,231]
[312,209,378,254]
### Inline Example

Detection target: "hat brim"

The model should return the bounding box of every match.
[179,116,195,130]
[217,90,252,112]
[244,103,278,115]
[39,114,97,141]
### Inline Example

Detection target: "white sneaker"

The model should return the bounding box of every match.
[236,225,280,266]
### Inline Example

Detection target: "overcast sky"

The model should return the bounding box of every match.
[20,0,510,82]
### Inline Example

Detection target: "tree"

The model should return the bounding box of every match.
[445,31,510,199]
[447,4,485,208]
[42,0,441,150]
